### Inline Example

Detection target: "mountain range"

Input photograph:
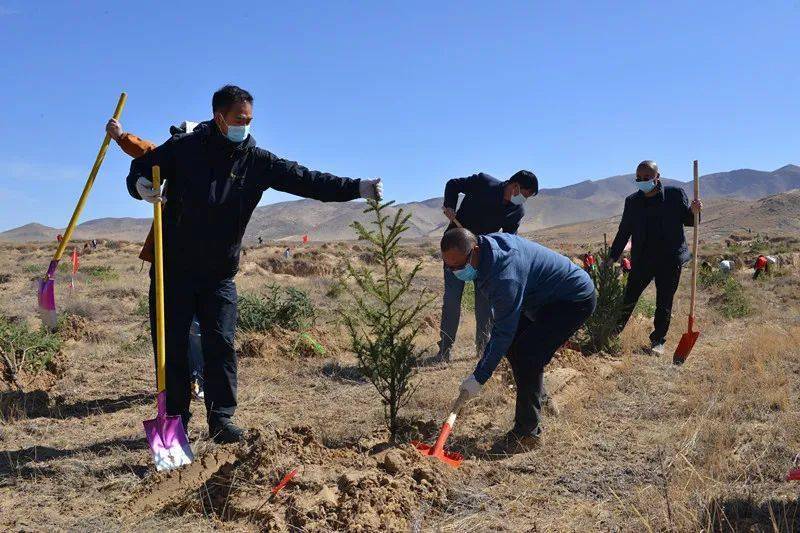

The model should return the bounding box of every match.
[2,164,799,243]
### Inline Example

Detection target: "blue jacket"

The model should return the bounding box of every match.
[443,173,523,235]
[472,234,594,383]
[126,121,361,279]
[609,185,696,267]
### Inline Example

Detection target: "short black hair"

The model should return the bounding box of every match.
[441,228,477,255]
[212,85,254,113]
[509,170,538,196]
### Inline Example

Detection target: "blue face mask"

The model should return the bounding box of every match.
[225,123,250,143]
[451,250,478,281]
[636,179,657,193]
[510,193,526,206]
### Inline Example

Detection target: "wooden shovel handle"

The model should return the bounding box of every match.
[689,160,700,319]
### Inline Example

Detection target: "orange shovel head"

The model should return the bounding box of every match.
[412,440,464,468]
[673,330,700,365]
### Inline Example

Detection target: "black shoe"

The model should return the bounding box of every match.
[209,420,245,444]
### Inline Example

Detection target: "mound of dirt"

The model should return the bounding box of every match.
[238,329,333,360]
[58,313,104,342]
[128,426,460,531]
[259,257,340,278]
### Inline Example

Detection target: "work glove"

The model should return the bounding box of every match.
[136,177,165,204]
[359,178,383,201]
[459,374,483,401]
[106,118,123,141]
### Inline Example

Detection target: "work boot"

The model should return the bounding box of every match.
[489,430,542,456]
[650,342,665,356]
[209,420,245,444]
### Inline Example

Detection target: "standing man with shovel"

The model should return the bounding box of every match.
[434,170,538,364]
[126,85,382,443]
[607,160,702,355]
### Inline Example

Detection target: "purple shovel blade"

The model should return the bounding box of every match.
[143,391,194,471]
[37,260,59,331]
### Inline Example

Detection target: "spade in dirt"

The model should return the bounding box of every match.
[143,165,194,471]
[412,390,469,468]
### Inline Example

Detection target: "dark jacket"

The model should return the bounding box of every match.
[127,121,361,278]
[609,185,696,267]
[443,173,523,235]
[472,233,594,383]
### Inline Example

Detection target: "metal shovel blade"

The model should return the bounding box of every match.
[673,317,700,365]
[37,260,59,331]
[143,392,194,471]
[412,413,464,468]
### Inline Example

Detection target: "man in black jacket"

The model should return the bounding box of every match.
[608,160,702,355]
[127,85,382,442]
[435,170,537,363]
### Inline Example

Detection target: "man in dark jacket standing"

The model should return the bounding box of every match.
[434,170,537,363]
[127,85,382,443]
[608,160,702,355]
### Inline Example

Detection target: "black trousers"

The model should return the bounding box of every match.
[615,261,682,346]
[149,270,238,428]
[507,295,597,436]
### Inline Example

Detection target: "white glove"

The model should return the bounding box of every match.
[136,177,165,204]
[460,374,483,400]
[359,178,383,201]
[106,118,123,141]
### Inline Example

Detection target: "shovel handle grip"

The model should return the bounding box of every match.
[430,390,470,456]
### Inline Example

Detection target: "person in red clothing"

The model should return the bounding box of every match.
[752,255,769,279]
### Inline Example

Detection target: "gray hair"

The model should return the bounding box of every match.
[441,228,477,255]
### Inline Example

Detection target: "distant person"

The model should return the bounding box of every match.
[258,236,264,245]
[607,160,702,356]
[434,170,538,364]
[284,247,291,259]
[124,85,382,442]
[442,229,595,452]
[90,239,97,249]
[752,254,768,279]
[719,260,734,274]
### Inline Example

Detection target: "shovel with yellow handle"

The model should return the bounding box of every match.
[37,92,127,330]
[673,160,701,365]
[143,166,194,471]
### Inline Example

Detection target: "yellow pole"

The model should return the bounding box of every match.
[50,92,127,262]
[152,166,166,393]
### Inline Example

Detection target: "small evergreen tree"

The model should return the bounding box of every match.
[342,200,434,438]
[582,239,627,354]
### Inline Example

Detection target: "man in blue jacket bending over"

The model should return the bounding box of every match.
[442,228,596,452]
[435,170,538,364]
[127,85,382,443]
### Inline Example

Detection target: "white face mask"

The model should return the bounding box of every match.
[510,185,527,205]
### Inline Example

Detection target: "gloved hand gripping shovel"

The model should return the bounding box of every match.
[412,390,469,468]
[143,166,194,471]
[38,92,127,330]
[674,160,701,364]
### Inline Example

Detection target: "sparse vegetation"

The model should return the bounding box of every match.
[461,281,475,312]
[0,315,61,385]
[342,200,433,438]
[698,266,728,288]
[634,297,656,318]
[83,265,118,281]
[237,284,315,333]
[720,277,751,318]
[582,244,625,354]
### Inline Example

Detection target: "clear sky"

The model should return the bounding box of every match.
[0,1,798,231]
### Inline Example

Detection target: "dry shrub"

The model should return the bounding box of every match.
[258,257,338,278]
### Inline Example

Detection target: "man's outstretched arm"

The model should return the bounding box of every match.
[259,150,381,202]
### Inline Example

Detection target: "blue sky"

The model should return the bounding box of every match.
[0,1,798,231]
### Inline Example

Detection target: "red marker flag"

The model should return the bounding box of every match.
[72,248,80,275]
[302,235,309,244]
